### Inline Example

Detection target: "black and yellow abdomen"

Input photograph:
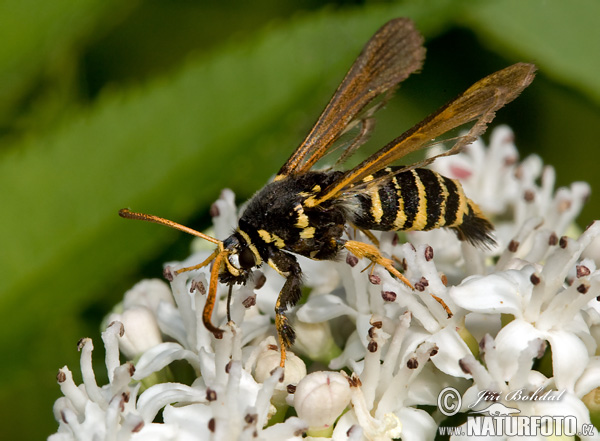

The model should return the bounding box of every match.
[349,167,495,247]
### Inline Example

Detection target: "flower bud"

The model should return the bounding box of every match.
[108,307,162,359]
[293,371,351,436]
[254,347,306,407]
[123,279,174,313]
[292,319,341,363]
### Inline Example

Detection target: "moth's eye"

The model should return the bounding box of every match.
[239,247,256,270]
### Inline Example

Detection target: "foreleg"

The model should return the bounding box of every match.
[266,249,302,368]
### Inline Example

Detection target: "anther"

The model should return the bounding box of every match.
[382,291,397,302]
[424,246,434,261]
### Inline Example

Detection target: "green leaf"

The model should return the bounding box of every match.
[461,0,600,104]
[0,0,134,130]
[458,0,600,226]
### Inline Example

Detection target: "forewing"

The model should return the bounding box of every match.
[276,17,426,179]
[311,62,537,205]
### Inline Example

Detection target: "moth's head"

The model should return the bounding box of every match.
[219,234,257,284]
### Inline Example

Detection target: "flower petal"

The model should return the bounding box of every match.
[451,272,529,317]
[494,320,544,381]
[296,294,357,323]
[426,326,473,379]
[575,356,600,397]
[546,329,590,391]
[136,383,207,423]
[397,407,437,441]
[133,342,201,380]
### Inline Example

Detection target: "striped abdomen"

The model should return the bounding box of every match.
[348,167,495,247]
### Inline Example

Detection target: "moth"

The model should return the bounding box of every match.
[120,18,535,367]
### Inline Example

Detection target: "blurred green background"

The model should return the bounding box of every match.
[1,0,599,438]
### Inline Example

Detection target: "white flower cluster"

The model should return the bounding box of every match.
[50,127,600,440]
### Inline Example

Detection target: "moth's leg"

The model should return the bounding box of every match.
[344,240,453,317]
[344,240,412,288]
[266,249,302,368]
[226,284,234,323]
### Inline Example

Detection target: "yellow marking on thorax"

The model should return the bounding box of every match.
[362,174,374,183]
[432,173,450,228]
[294,203,310,228]
[407,170,428,231]
[392,175,407,230]
[237,229,263,265]
[369,186,383,224]
[302,184,323,208]
[257,229,286,248]
[257,229,271,242]
[299,226,316,239]
[303,196,317,207]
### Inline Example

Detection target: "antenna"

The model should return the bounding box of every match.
[119,208,221,245]
[119,207,226,338]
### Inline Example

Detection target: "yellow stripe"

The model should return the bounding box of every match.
[370,186,383,224]
[237,229,262,265]
[294,203,310,228]
[451,179,468,227]
[303,196,317,207]
[258,229,285,248]
[408,170,428,231]
[392,175,406,230]
[303,184,323,208]
[272,234,286,248]
[268,258,290,277]
[257,229,272,243]
[300,226,316,239]
[432,173,450,228]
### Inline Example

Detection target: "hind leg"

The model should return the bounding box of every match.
[344,240,453,317]
[344,240,413,288]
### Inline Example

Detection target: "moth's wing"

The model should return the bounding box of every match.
[309,62,536,205]
[275,17,426,180]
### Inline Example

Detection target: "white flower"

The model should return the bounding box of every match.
[50,127,600,440]
[451,222,600,392]
[50,322,144,441]
[331,312,440,441]
[452,335,597,441]
[431,126,590,239]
